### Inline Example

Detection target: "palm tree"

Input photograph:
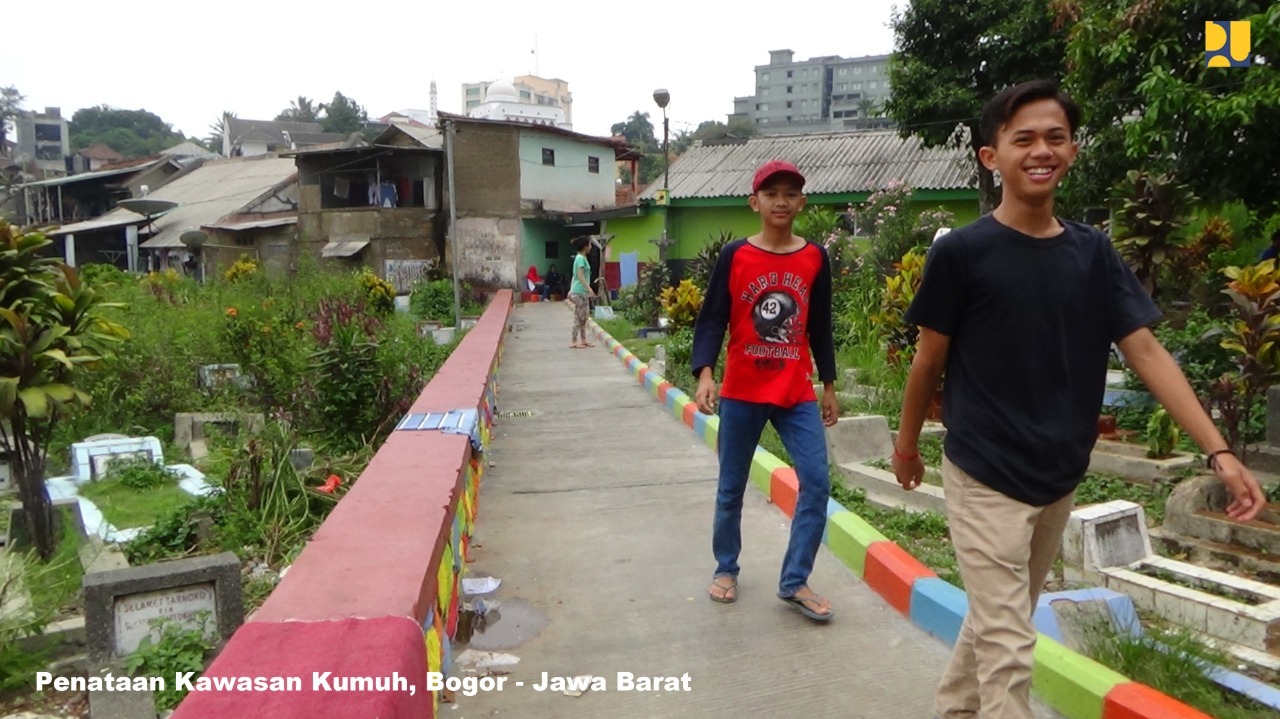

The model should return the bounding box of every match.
[207,111,236,155]
[276,96,321,123]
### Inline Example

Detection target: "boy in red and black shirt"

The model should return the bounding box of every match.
[692,160,839,621]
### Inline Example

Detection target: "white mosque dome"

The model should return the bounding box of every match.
[486,80,519,102]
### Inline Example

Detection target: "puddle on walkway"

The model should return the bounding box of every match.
[456,597,548,650]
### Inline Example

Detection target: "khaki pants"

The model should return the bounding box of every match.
[935,455,1075,719]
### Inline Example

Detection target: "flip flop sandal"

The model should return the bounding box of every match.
[780,593,833,621]
[709,575,738,604]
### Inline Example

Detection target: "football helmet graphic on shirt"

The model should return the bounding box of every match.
[752,291,799,344]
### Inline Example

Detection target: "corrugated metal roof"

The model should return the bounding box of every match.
[640,130,975,199]
[17,161,164,188]
[51,157,297,249]
[203,216,297,231]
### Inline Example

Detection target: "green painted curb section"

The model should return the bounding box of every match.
[825,511,887,577]
[749,450,786,495]
[1031,635,1126,719]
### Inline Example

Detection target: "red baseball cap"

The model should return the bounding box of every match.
[752,160,806,192]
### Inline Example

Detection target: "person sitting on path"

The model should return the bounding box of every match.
[544,264,565,300]
[525,265,546,297]
[691,159,839,622]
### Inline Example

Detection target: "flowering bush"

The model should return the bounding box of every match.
[141,268,183,303]
[853,181,954,275]
[222,300,309,410]
[223,256,260,283]
[355,268,396,316]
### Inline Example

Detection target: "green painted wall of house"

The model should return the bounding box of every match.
[521,219,578,277]
[604,210,664,261]
[606,194,981,262]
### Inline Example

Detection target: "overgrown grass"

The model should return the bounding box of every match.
[1072,614,1278,719]
[78,479,195,529]
[597,317,666,363]
[1076,472,1174,525]
[830,475,960,587]
[20,518,85,616]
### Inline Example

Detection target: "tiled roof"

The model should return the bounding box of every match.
[639,130,975,199]
[77,143,124,161]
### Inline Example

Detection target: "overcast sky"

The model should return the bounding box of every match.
[4,0,900,141]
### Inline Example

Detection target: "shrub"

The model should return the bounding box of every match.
[355,268,396,316]
[871,249,927,366]
[659,279,704,331]
[222,255,260,283]
[106,457,180,491]
[409,278,456,325]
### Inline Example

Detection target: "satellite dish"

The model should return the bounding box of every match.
[117,198,177,217]
[180,229,207,248]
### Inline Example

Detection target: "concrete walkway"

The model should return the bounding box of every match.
[457,301,1056,718]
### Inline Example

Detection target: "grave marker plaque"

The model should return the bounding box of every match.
[84,552,242,663]
[113,583,218,655]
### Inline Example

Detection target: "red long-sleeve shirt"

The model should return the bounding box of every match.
[691,239,837,407]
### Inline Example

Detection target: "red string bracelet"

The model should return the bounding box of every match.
[893,447,919,462]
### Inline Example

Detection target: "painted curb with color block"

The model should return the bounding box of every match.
[824,511,887,577]
[864,541,937,615]
[909,577,968,646]
[1032,635,1127,719]
[769,468,799,518]
[1101,683,1215,719]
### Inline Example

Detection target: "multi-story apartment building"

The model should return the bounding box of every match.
[462,75,573,128]
[729,50,893,135]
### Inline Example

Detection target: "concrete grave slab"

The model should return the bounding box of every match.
[1164,474,1280,559]
[83,552,243,663]
[198,363,243,390]
[824,415,895,466]
[1062,500,1153,584]
[174,412,265,450]
[70,436,163,482]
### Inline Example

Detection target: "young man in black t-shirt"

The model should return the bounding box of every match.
[892,80,1265,719]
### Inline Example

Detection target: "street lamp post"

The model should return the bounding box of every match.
[652,88,672,263]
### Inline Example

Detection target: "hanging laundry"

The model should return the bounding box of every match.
[333,176,350,199]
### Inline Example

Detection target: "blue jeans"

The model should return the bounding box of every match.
[713,397,830,596]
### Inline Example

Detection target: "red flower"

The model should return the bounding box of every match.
[226,307,238,317]
[317,474,342,494]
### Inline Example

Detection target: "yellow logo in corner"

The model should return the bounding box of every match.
[1206,21,1251,67]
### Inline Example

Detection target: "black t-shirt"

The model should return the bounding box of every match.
[904,215,1161,505]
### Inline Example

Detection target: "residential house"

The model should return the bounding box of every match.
[288,124,445,291]
[48,155,297,275]
[603,130,978,286]
[75,144,125,172]
[5,155,189,227]
[161,140,220,161]
[439,112,639,294]
[222,116,348,157]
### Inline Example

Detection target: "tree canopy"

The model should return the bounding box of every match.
[884,0,1069,211]
[1,85,24,148]
[69,106,185,159]
[320,92,368,135]
[1055,0,1280,214]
